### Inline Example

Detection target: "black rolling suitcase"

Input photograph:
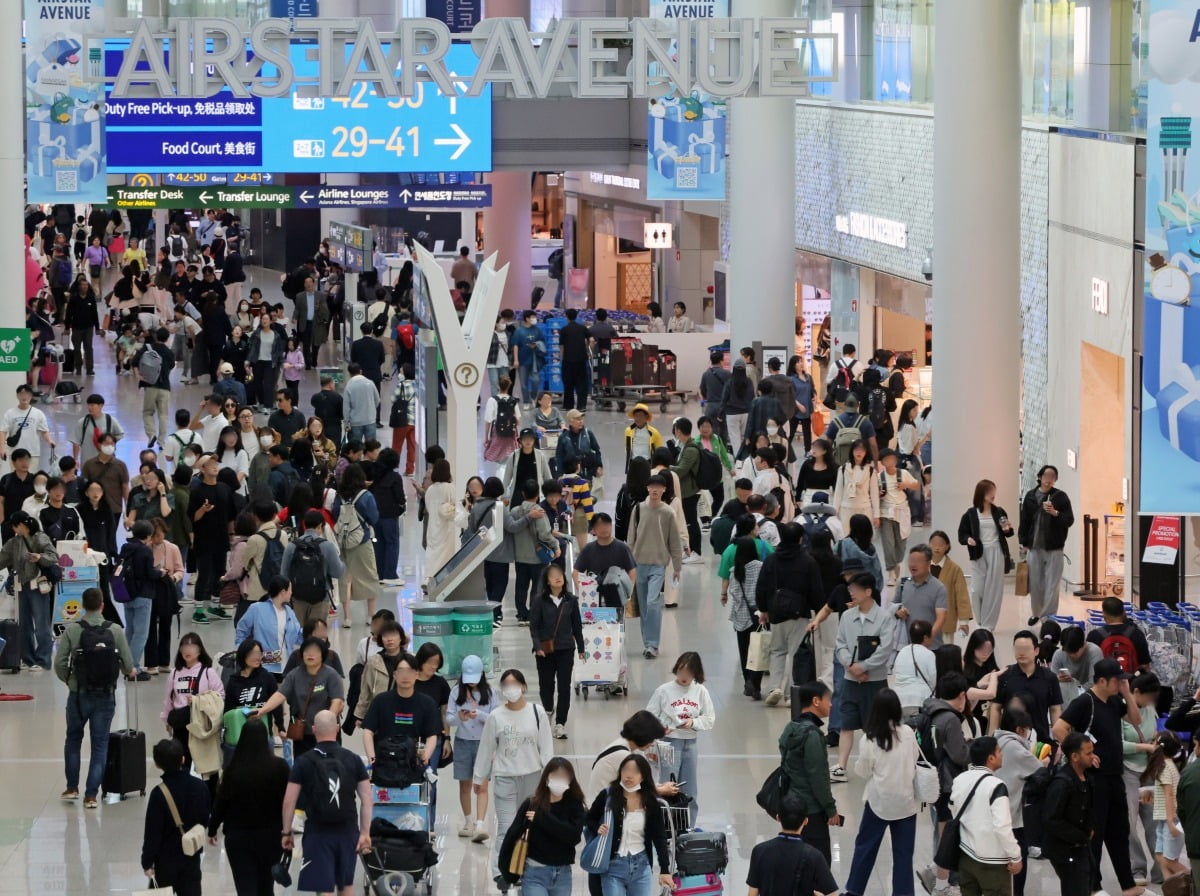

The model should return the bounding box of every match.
[103,685,146,799]
[0,618,19,671]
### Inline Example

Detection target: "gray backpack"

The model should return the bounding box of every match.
[831,415,865,466]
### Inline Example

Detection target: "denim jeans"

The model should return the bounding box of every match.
[664,735,699,827]
[634,563,666,650]
[830,657,845,732]
[374,516,400,579]
[347,423,376,445]
[522,860,573,896]
[518,363,538,405]
[123,596,153,670]
[843,802,917,896]
[64,690,116,797]
[18,586,53,667]
[601,852,651,896]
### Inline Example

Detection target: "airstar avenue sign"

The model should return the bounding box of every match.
[97,16,834,100]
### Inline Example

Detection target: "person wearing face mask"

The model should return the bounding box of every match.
[246,428,278,501]
[745,380,786,456]
[585,753,674,896]
[20,471,50,518]
[81,434,130,544]
[487,314,512,399]
[473,669,555,894]
[498,757,587,896]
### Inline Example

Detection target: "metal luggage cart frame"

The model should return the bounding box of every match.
[573,605,627,699]
[363,781,436,896]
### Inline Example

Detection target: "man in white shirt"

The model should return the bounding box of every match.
[189,395,228,453]
[0,385,54,472]
[949,737,1023,892]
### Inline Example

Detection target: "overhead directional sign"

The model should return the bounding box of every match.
[160,172,278,186]
[104,42,491,174]
[106,183,493,210]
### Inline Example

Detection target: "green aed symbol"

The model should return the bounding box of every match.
[0,329,32,371]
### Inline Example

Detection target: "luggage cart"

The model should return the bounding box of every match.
[362,783,438,896]
[573,605,626,699]
[661,797,727,895]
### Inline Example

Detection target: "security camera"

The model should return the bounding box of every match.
[921,251,933,283]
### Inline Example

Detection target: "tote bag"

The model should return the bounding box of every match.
[746,625,773,673]
[580,802,613,875]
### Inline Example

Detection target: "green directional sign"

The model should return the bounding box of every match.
[106,185,295,210]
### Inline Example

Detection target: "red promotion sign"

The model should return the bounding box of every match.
[1142,515,1182,565]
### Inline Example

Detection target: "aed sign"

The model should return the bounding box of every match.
[0,329,32,372]
[1091,276,1110,316]
[835,212,908,250]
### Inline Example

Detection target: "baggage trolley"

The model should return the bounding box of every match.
[573,605,626,699]
[661,797,727,895]
[362,783,438,896]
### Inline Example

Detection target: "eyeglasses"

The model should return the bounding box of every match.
[238,413,254,420]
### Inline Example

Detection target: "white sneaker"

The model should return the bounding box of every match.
[829,765,847,783]
[553,723,568,740]
[471,820,489,843]
[683,552,704,565]
[459,821,474,838]
[763,689,783,706]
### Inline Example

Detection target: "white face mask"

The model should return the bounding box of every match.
[766,425,779,436]
[259,436,274,448]
[620,782,640,793]
[99,444,115,456]
[33,484,46,496]
[501,685,524,704]
[546,777,571,796]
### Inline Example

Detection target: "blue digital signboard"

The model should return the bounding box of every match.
[104,43,491,174]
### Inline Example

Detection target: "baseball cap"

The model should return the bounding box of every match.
[519,427,538,441]
[840,556,867,574]
[565,409,585,422]
[460,654,483,685]
[1093,659,1131,681]
[218,362,234,376]
[812,491,830,504]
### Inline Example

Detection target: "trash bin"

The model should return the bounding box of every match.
[452,602,497,674]
[410,603,455,672]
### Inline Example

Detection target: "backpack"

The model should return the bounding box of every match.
[275,465,302,506]
[371,307,389,337]
[395,323,415,351]
[53,258,72,288]
[168,234,185,258]
[867,387,890,429]
[74,619,121,693]
[799,511,833,545]
[289,537,329,604]
[833,360,855,392]
[371,735,424,788]
[255,529,285,591]
[709,514,736,554]
[334,490,370,552]
[137,344,163,385]
[696,447,722,490]
[1099,625,1140,675]
[831,416,866,466]
[304,747,359,824]
[74,226,87,245]
[389,386,412,429]
[494,396,518,439]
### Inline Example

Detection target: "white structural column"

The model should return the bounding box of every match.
[729,0,797,356]
[1,8,26,402]
[482,0,532,312]
[932,0,1021,530]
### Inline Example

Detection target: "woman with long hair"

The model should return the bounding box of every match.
[145,518,184,675]
[957,479,1014,631]
[1147,729,1188,879]
[835,513,884,587]
[585,753,673,896]
[207,719,289,896]
[896,398,925,523]
[216,425,249,493]
[843,688,919,896]
[160,632,224,770]
[787,354,816,452]
[722,536,766,700]
[1125,671,1164,885]
[720,361,754,457]
[499,757,587,896]
[474,668,555,894]
[832,440,880,534]
[370,447,406,585]
[957,630,1001,736]
[423,458,461,588]
[529,564,586,740]
[305,416,337,469]
[449,655,499,841]
[796,437,838,506]
[614,456,651,543]
[333,462,380,626]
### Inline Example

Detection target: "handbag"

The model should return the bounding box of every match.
[932,774,988,872]
[158,783,207,857]
[755,766,790,819]
[1163,870,1193,896]
[624,595,640,619]
[746,625,772,673]
[287,675,317,741]
[1014,560,1030,596]
[913,758,940,804]
[218,573,244,607]
[132,882,175,896]
[579,801,613,874]
[5,408,31,449]
[507,826,530,877]
[539,601,566,655]
[109,568,133,603]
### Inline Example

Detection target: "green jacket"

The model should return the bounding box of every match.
[779,713,836,819]
[1178,758,1200,858]
[671,438,701,499]
[53,611,134,692]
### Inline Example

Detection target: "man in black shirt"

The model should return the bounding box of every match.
[746,792,839,896]
[1051,659,1141,894]
[188,454,235,625]
[349,322,386,402]
[573,513,637,609]
[1085,596,1152,672]
[361,653,440,770]
[0,449,35,542]
[558,308,591,412]
[311,375,345,450]
[988,629,1063,744]
[268,390,307,448]
[282,711,372,896]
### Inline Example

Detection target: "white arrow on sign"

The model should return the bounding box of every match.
[434,123,471,161]
[399,189,412,203]
[299,190,313,203]
[198,190,212,204]
[262,173,273,184]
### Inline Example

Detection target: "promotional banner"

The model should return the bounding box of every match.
[25,0,108,203]
[646,0,728,201]
[1142,1,1200,512]
[1142,515,1182,565]
[425,0,480,32]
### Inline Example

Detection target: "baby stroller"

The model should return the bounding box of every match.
[362,816,438,896]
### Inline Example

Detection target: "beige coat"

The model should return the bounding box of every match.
[354,652,396,720]
[186,691,225,778]
[936,553,973,634]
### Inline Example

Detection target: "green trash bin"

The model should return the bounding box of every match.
[410,603,455,673]
[453,602,497,674]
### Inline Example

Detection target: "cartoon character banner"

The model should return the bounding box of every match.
[646,0,728,201]
[25,0,108,204]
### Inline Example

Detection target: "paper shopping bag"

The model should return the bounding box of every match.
[1014,560,1030,597]
[746,625,773,672]
[132,882,175,896]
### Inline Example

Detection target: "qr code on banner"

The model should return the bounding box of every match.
[55,169,78,193]
[675,166,699,189]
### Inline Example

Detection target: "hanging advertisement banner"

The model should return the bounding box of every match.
[425,0,480,32]
[25,0,108,204]
[645,0,728,201]
[1142,515,1181,565]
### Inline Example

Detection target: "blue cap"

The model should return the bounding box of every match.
[461,654,483,684]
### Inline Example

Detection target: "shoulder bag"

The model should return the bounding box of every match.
[580,798,613,874]
[539,601,566,655]
[932,774,989,871]
[5,408,31,449]
[158,783,207,856]
[287,675,318,741]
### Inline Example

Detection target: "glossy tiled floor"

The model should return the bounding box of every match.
[0,265,1147,894]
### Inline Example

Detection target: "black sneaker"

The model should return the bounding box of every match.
[1027,616,1040,627]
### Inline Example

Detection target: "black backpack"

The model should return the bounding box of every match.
[389,390,412,429]
[74,619,121,693]
[256,530,285,591]
[494,396,518,439]
[372,735,424,788]
[696,447,722,490]
[304,747,359,825]
[709,514,736,554]
[168,234,185,258]
[290,537,329,604]
[867,387,890,428]
[371,308,390,337]
[910,705,954,769]
[799,511,833,545]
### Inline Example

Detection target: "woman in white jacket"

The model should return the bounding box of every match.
[472,668,554,895]
[423,458,462,587]
[843,688,920,896]
[832,441,880,533]
[646,651,716,827]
